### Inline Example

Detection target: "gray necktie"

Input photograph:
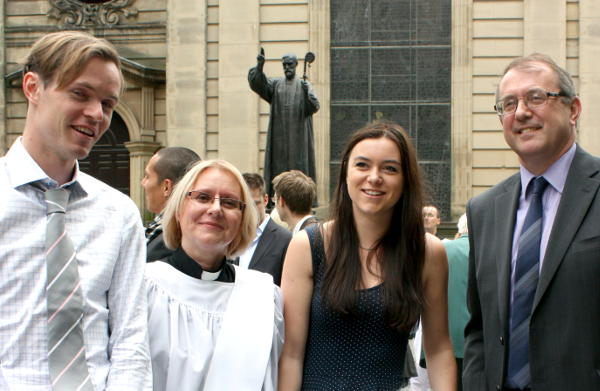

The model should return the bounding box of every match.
[44,188,94,390]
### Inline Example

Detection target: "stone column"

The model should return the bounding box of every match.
[166,0,206,154]
[451,0,473,219]
[309,0,331,214]
[524,0,566,62]
[140,86,156,142]
[578,0,600,156]
[124,141,161,219]
[218,0,260,171]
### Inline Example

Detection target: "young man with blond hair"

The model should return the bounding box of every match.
[0,31,151,390]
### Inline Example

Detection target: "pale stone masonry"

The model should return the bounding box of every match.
[1,0,599,220]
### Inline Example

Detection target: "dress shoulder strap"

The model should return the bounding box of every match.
[305,224,325,279]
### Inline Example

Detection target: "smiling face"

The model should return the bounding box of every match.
[498,62,581,174]
[22,56,121,179]
[177,167,244,264]
[346,137,404,219]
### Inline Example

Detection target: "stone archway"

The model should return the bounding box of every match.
[79,112,130,194]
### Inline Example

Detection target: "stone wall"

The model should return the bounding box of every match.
[3,0,600,218]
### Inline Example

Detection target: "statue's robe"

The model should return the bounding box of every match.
[248,66,320,198]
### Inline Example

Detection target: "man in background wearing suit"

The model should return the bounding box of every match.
[464,53,600,391]
[235,173,292,286]
[272,169,318,234]
[141,147,200,261]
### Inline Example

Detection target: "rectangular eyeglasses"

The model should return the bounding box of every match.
[187,190,246,211]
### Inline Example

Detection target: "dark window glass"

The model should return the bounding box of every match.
[330,1,370,46]
[416,48,451,101]
[79,113,130,195]
[330,105,370,162]
[371,48,414,102]
[416,0,452,45]
[330,0,451,219]
[331,49,370,101]
[416,105,451,161]
[371,0,412,44]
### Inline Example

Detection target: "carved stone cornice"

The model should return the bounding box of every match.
[47,0,138,27]
[4,56,165,88]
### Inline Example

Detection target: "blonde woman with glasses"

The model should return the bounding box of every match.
[145,159,283,391]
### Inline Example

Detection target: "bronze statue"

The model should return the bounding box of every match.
[248,48,320,202]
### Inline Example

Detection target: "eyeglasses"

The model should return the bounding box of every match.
[187,190,245,211]
[494,88,568,116]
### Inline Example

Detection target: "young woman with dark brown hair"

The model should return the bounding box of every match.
[279,120,456,390]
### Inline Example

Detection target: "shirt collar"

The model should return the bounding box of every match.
[293,215,314,234]
[257,215,270,235]
[519,142,576,196]
[5,137,87,196]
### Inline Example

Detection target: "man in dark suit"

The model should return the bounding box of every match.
[236,173,292,286]
[464,53,600,391]
[272,169,318,234]
[141,147,200,262]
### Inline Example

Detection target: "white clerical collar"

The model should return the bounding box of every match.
[201,269,221,281]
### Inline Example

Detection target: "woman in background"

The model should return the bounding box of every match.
[145,159,283,391]
[279,121,456,390]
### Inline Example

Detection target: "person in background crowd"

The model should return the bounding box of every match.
[444,213,470,391]
[423,204,443,239]
[0,31,151,390]
[279,120,456,390]
[145,159,283,391]
[142,146,200,262]
[233,173,292,286]
[272,169,318,234]
[464,53,600,391]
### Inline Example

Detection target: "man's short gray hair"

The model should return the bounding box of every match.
[496,53,577,104]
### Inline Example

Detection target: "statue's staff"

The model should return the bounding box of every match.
[303,51,315,81]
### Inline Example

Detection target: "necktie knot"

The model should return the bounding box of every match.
[45,188,70,215]
[529,176,549,197]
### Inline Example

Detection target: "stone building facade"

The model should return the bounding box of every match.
[1,0,599,222]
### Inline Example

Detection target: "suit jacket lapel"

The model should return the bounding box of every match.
[249,219,274,268]
[533,147,600,310]
[495,175,521,329]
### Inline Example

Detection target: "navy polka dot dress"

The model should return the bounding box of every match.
[301,225,409,391]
